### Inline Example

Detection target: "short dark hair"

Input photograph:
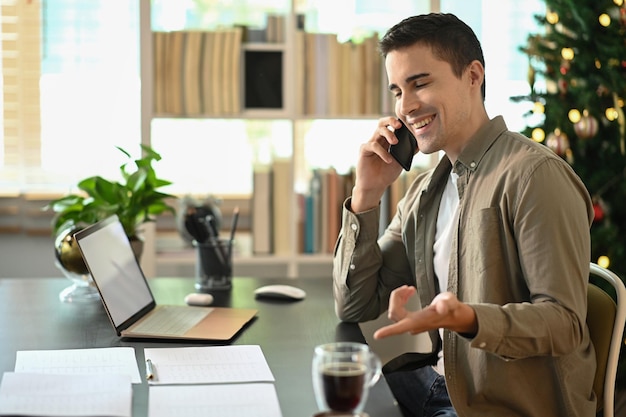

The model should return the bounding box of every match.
[379,13,486,99]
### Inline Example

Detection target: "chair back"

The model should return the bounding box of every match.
[588,262,626,417]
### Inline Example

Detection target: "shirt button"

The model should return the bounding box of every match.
[470,161,477,168]
[479,342,486,348]
[349,264,355,270]
[350,223,357,231]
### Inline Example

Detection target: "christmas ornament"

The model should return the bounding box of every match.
[546,129,570,157]
[592,197,607,222]
[599,13,611,27]
[573,112,599,139]
[568,109,581,123]
[561,49,574,62]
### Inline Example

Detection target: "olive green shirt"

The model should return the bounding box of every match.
[333,116,596,417]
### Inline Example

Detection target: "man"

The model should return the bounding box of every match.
[332,13,596,417]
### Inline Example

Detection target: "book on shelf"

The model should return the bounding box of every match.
[210,26,243,115]
[229,27,243,114]
[153,28,384,118]
[182,30,204,116]
[303,191,315,254]
[153,28,244,117]
[326,33,341,116]
[253,161,354,257]
[325,167,345,254]
[318,168,330,254]
[296,193,306,254]
[210,29,225,115]
[364,33,382,115]
[303,32,342,116]
[271,159,292,256]
[349,41,366,115]
[152,31,167,114]
[201,30,215,115]
[221,27,243,115]
[339,41,352,115]
[265,14,285,43]
[164,30,185,115]
[301,167,354,254]
[299,32,382,116]
[314,33,330,116]
[221,29,234,114]
[303,169,322,254]
[252,166,273,255]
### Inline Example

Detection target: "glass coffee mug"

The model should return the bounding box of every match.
[312,342,382,416]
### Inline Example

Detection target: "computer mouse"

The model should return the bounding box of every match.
[254,284,306,301]
[184,293,214,306]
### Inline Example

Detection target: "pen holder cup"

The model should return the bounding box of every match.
[193,239,233,291]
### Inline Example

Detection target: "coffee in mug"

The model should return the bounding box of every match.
[321,362,367,412]
[312,342,381,414]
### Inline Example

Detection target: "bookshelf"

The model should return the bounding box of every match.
[138,0,436,278]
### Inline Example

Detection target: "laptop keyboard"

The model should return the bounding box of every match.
[131,305,211,336]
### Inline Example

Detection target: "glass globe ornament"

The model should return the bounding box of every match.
[54,226,101,303]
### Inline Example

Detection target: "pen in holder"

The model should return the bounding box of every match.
[194,238,233,291]
[189,207,239,292]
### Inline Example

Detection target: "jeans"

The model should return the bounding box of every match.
[385,365,458,417]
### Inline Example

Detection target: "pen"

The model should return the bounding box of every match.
[146,358,156,381]
[205,214,230,266]
[228,206,239,258]
[204,214,221,238]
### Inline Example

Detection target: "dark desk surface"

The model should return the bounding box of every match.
[0,276,401,417]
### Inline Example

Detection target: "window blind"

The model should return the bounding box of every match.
[1,0,41,187]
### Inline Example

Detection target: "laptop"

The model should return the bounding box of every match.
[73,215,257,341]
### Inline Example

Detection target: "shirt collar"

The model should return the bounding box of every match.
[454,116,508,174]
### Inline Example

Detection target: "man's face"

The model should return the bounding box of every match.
[385,42,475,157]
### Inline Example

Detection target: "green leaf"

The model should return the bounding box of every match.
[44,144,177,237]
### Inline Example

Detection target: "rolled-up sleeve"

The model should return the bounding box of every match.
[333,196,416,323]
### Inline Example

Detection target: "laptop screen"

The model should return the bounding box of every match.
[74,215,154,327]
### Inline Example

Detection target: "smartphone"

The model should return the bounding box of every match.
[388,121,417,171]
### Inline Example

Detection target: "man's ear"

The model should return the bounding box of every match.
[466,60,485,89]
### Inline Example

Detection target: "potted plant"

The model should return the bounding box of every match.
[45,144,177,278]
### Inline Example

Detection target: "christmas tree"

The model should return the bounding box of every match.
[513,0,626,386]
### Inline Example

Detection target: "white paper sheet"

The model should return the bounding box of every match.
[14,346,142,383]
[143,345,275,384]
[148,383,282,417]
[0,372,132,417]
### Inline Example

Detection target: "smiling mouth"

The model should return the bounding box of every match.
[411,116,435,130]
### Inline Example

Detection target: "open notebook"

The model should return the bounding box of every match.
[73,215,257,341]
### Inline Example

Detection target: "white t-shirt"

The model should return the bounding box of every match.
[432,171,459,374]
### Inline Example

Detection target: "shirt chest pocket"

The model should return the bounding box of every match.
[462,207,507,276]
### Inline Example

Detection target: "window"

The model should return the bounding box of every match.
[1,0,545,196]
[1,0,140,191]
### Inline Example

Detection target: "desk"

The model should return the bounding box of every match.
[0,276,402,417]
